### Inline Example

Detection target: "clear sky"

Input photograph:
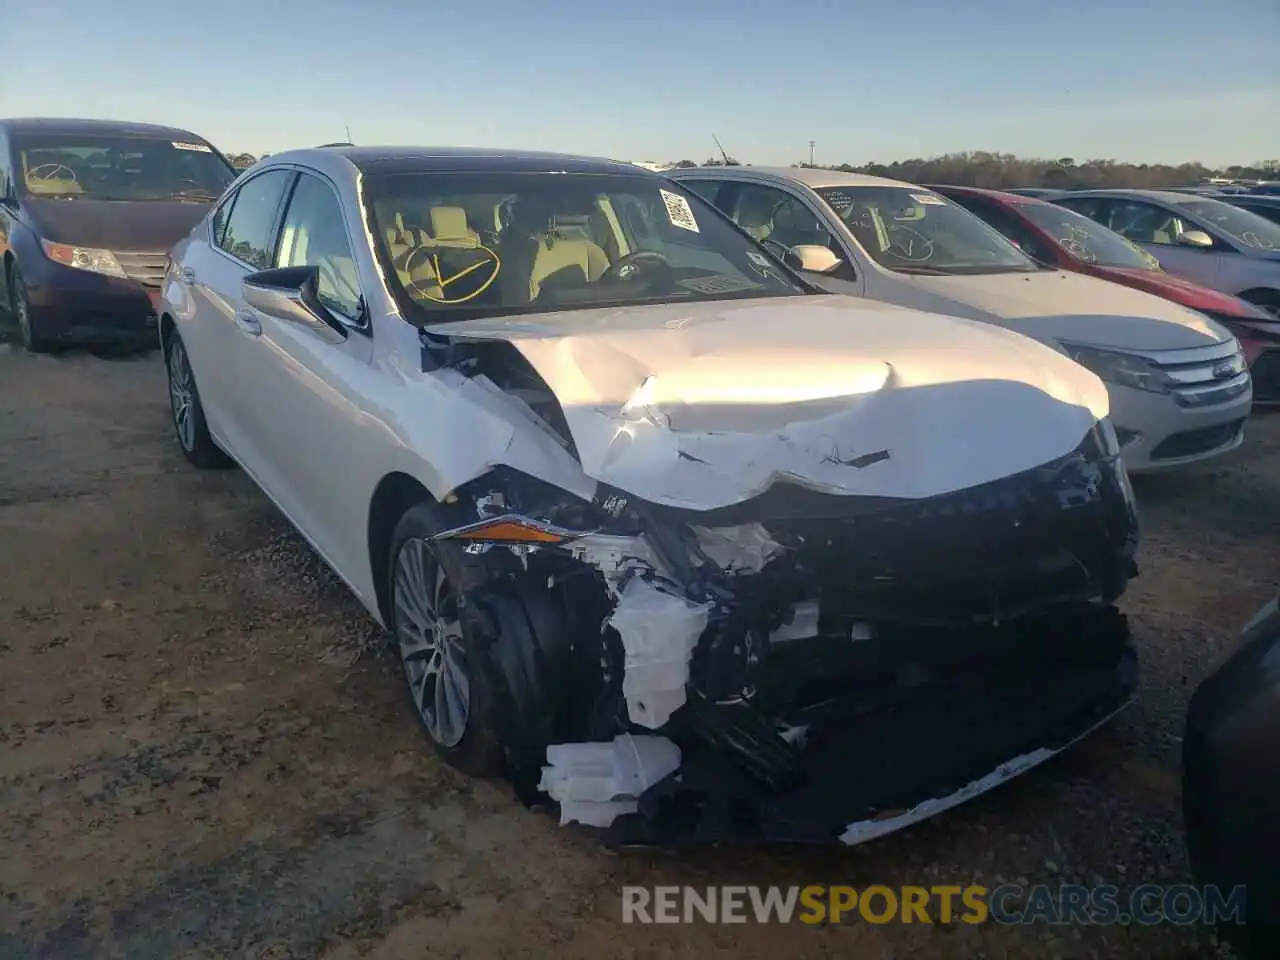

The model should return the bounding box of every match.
[1,0,1276,167]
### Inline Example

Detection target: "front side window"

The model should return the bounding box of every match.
[13,132,235,202]
[1172,198,1280,251]
[218,169,293,269]
[363,171,806,323]
[1091,200,1189,248]
[816,186,1039,275]
[275,173,362,320]
[1016,201,1161,269]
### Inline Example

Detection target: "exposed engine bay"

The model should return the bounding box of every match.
[416,327,1141,845]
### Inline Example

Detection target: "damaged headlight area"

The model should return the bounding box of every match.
[432,422,1140,846]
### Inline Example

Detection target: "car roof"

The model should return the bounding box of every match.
[2,116,207,141]
[273,145,652,176]
[671,165,919,191]
[1225,194,1280,205]
[1057,188,1207,204]
[924,183,1052,205]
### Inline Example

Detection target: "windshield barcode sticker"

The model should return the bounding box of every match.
[678,274,762,295]
[172,141,213,153]
[910,193,946,205]
[661,189,700,232]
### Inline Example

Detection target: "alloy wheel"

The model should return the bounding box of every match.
[393,538,471,747]
[168,339,196,452]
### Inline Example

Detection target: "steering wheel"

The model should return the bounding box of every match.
[601,250,672,282]
[403,245,501,304]
[28,163,78,183]
[885,225,935,263]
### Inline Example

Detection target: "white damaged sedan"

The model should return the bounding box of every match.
[160,147,1140,845]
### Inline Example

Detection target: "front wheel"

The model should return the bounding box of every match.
[165,331,233,469]
[9,263,53,354]
[388,503,508,777]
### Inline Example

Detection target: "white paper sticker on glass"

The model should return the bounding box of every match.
[660,189,700,232]
[172,141,213,153]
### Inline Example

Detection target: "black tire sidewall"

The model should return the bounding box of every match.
[387,501,506,777]
[10,265,50,353]
[165,331,231,469]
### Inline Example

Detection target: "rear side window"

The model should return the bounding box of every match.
[217,169,293,268]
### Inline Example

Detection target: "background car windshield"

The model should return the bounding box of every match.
[1172,198,1280,251]
[14,133,234,201]
[816,186,1038,274]
[364,172,804,320]
[1017,202,1159,269]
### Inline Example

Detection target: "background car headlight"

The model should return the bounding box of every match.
[40,240,127,279]
[1059,342,1173,394]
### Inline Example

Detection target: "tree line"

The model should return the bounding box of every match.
[673,152,1280,189]
[228,150,1278,188]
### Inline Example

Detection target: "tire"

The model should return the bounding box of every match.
[9,263,53,354]
[1242,289,1280,318]
[387,501,509,778]
[165,330,233,469]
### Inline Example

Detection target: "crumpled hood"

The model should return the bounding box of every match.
[22,196,210,252]
[430,296,1111,510]
[903,269,1234,352]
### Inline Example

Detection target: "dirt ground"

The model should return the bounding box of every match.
[1,342,1276,960]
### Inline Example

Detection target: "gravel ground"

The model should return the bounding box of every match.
[0,342,1276,960]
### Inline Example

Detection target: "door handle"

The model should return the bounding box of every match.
[179,265,197,284]
[235,309,263,336]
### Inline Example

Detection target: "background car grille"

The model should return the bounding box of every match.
[114,251,168,289]
[1156,340,1252,409]
[1149,419,1246,460]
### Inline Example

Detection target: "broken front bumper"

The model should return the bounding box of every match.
[480,423,1140,845]
[616,606,1136,845]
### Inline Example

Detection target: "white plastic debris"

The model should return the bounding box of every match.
[608,578,711,729]
[692,523,783,573]
[538,734,682,827]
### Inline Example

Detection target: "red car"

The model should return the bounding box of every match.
[930,184,1280,404]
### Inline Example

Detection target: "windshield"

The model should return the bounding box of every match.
[1016,202,1160,270]
[13,132,235,202]
[1172,198,1280,251]
[364,171,807,322]
[815,186,1039,274]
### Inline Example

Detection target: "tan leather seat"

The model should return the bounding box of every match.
[527,220,611,299]
[422,206,481,248]
[735,190,777,242]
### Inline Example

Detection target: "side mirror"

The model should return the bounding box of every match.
[241,265,348,343]
[1176,229,1214,249]
[785,244,843,275]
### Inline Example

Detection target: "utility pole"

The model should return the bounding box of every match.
[808,140,815,166]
